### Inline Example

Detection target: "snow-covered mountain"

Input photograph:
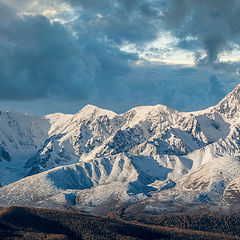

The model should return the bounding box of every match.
[1,85,240,213]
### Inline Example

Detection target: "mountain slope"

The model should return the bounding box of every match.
[1,85,240,212]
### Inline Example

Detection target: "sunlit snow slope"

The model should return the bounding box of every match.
[2,85,240,211]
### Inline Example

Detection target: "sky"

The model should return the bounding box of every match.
[0,0,240,115]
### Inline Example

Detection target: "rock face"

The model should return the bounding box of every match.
[223,177,240,205]
[24,104,227,178]
[2,85,240,212]
[0,147,10,162]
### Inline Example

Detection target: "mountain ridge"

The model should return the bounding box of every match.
[1,84,240,213]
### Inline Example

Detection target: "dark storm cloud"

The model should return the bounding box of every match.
[0,3,91,100]
[164,0,240,70]
[5,0,240,67]
[0,0,239,114]
[64,0,240,72]
[65,0,162,44]
[0,2,136,101]
[0,0,163,102]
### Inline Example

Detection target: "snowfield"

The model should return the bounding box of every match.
[2,85,240,212]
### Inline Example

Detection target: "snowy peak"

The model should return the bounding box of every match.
[0,110,49,154]
[2,86,240,211]
[214,83,240,119]
[23,98,236,178]
[121,104,179,128]
[76,104,117,120]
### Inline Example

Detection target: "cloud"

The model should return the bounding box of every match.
[85,64,237,114]
[1,63,236,116]
[0,0,163,103]
[63,0,163,44]
[163,0,240,71]
[0,2,137,101]
[208,75,226,101]
[4,0,163,44]
[0,3,91,100]
[0,0,239,116]
[63,0,240,72]
[4,0,240,69]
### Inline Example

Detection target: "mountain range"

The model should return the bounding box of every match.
[1,85,240,214]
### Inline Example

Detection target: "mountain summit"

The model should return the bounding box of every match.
[214,84,240,119]
[1,85,240,213]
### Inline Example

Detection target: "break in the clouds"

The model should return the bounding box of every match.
[0,0,240,115]
[164,0,240,70]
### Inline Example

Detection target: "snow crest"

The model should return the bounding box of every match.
[1,86,240,210]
